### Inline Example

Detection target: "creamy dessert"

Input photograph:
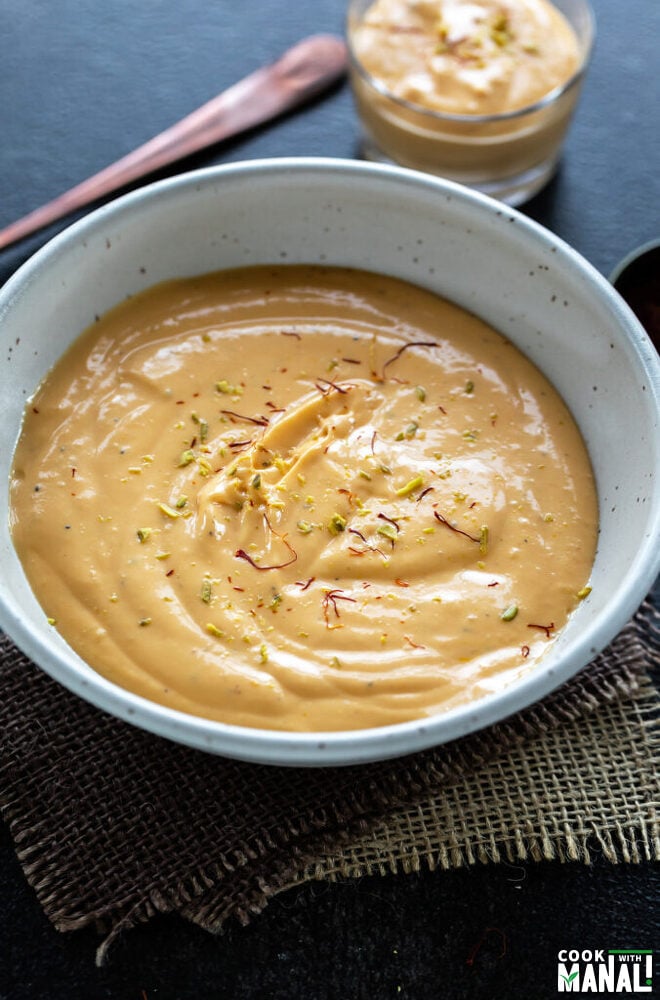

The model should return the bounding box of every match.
[10,266,597,732]
[348,0,590,201]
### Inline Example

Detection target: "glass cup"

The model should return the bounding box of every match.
[347,0,595,206]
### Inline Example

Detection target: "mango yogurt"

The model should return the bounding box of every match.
[348,0,593,203]
[10,266,597,732]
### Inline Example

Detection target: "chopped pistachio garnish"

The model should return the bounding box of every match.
[197,457,212,477]
[178,449,195,467]
[201,580,213,604]
[155,551,171,560]
[158,502,184,519]
[192,413,209,442]
[463,429,479,441]
[465,380,475,393]
[395,475,424,498]
[500,604,518,622]
[395,421,418,441]
[251,473,262,489]
[128,466,142,475]
[415,385,426,402]
[297,520,315,534]
[215,379,242,395]
[206,623,225,638]
[358,469,372,481]
[490,14,512,47]
[269,593,282,612]
[379,463,392,475]
[479,525,489,555]
[47,617,57,626]
[136,527,152,543]
[328,513,347,535]
[544,513,554,523]
[577,586,592,600]
[377,522,398,542]
[175,496,188,509]
[139,617,152,627]
[259,643,269,664]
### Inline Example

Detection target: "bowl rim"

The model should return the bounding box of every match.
[1,156,658,766]
[609,237,660,286]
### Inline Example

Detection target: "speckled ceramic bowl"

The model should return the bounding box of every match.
[1,158,658,765]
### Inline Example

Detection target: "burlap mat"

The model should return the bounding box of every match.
[0,600,658,964]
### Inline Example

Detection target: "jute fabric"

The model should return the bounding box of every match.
[1,602,657,962]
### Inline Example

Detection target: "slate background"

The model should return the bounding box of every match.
[0,0,658,997]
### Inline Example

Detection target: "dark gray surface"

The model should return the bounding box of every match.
[0,0,658,996]
[0,817,657,1000]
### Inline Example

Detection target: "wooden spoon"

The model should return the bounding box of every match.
[0,34,347,252]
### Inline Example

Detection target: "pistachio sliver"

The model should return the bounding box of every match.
[395,475,424,498]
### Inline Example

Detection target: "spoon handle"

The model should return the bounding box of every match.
[0,34,347,252]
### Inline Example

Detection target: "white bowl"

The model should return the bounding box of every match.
[1,158,658,765]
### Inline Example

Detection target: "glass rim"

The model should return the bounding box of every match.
[346,0,595,126]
